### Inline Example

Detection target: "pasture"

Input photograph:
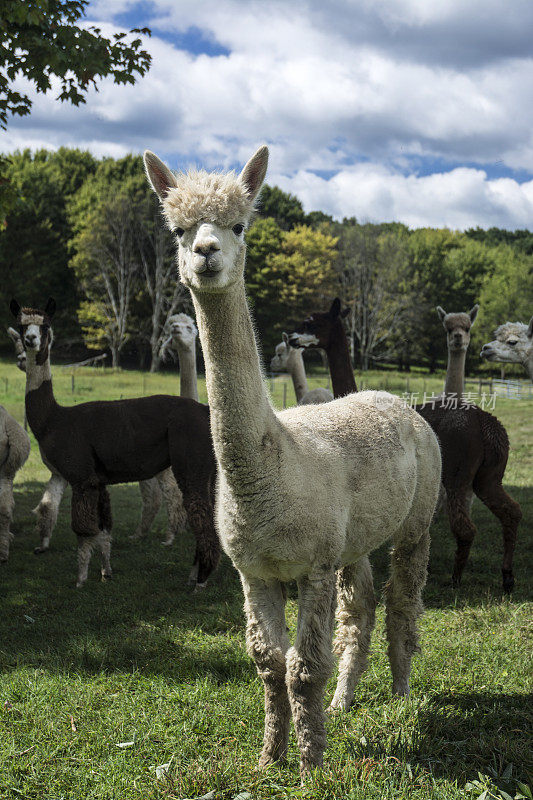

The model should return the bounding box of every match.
[0,361,531,800]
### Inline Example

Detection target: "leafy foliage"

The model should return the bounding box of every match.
[0,0,151,129]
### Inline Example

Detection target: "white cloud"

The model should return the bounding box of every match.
[274,165,533,229]
[3,0,533,229]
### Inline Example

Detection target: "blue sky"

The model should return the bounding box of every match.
[3,0,533,229]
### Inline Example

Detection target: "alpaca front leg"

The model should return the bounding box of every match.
[97,485,113,580]
[33,473,67,553]
[286,571,336,776]
[385,529,430,696]
[329,557,376,711]
[0,476,15,562]
[157,468,187,547]
[241,575,291,768]
[71,479,101,587]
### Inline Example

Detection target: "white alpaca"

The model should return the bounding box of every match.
[481,317,533,381]
[0,406,30,561]
[144,145,441,776]
[160,313,199,401]
[270,333,333,405]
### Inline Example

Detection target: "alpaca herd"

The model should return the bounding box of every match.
[2,145,527,778]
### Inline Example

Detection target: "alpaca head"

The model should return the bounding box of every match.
[9,299,55,363]
[166,313,198,352]
[270,333,300,372]
[144,146,268,294]
[480,318,533,365]
[436,304,479,353]
[289,298,350,350]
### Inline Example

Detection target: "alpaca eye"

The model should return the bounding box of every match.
[176,227,185,237]
[508,340,517,346]
[232,224,244,236]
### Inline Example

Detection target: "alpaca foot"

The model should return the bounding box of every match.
[188,563,199,586]
[128,531,144,542]
[160,538,174,547]
[502,569,514,594]
[101,568,113,582]
[34,543,49,554]
[392,681,410,697]
[76,578,87,588]
[192,581,207,594]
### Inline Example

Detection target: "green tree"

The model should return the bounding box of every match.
[245,219,338,358]
[257,185,305,230]
[0,0,151,129]
[0,147,97,348]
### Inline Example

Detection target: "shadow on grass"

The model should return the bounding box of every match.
[2,480,531,682]
[344,691,532,787]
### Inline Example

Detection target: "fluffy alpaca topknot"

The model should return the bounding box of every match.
[494,321,528,339]
[162,169,256,230]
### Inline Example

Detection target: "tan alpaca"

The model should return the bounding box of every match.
[144,145,441,777]
[270,333,333,405]
[481,317,533,381]
[0,406,30,561]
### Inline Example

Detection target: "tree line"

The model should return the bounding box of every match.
[0,147,531,373]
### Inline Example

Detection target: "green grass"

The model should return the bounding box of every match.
[0,360,531,799]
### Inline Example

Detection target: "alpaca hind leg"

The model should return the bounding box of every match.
[157,468,187,547]
[97,486,113,580]
[182,492,220,589]
[329,557,376,711]
[474,473,522,593]
[286,570,336,775]
[130,478,162,541]
[33,473,67,553]
[385,528,430,696]
[71,479,102,587]
[447,491,478,587]
[242,575,291,768]
[0,476,15,562]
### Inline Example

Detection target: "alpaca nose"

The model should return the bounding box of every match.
[193,241,220,257]
[25,333,37,346]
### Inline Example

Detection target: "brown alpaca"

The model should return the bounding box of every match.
[291,299,522,593]
[10,298,219,588]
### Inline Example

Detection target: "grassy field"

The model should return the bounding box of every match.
[0,360,531,800]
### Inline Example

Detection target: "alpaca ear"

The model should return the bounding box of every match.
[436,306,446,323]
[6,326,21,346]
[329,298,341,318]
[282,332,289,345]
[45,298,56,318]
[469,304,479,325]
[527,316,533,339]
[144,151,177,200]
[341,306,350,319]
[240,146,269,201]
[9,299,20,318]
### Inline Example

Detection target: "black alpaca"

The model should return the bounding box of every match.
[10,298,219,588]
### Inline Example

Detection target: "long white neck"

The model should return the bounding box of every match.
[191,279,278,483]
[25,349,52,395]
[175,341,198,401]
[287,348,309,402]
[444,348,466,397]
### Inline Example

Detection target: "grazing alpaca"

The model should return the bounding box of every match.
[481,318,533,381]
[7,327,186,552]
[292,300,522,592]
[9,299,219,588]
[270,333,333,405]
[144,145,441,775]
[0,405,30,561]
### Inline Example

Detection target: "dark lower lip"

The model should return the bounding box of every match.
[199,268,219,277]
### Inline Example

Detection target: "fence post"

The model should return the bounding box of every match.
[71,373,75,394]
[282,382,287,409]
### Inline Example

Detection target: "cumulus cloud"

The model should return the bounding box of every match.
[274,165,533,229]
[3,0,533,229]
